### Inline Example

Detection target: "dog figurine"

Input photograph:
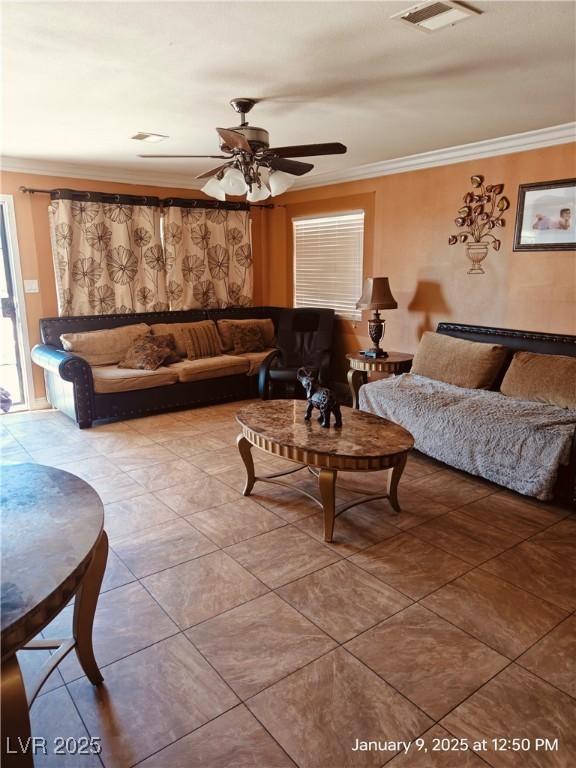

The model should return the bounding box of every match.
[297,368,342,429]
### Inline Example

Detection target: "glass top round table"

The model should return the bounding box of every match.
[1,463,109,767]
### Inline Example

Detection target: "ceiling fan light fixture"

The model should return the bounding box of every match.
[220,167,248,196]
[201,177,227,201]
[139,100,348,200]
[247,183,271,203]
[269,170,296,196]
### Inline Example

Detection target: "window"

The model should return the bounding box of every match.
[293,211,364,319]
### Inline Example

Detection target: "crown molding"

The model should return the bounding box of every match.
[2,122,574,192]
[0,157,203,190]
[292,122,576,190]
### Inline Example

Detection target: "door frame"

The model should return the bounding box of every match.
[0,194,34,410]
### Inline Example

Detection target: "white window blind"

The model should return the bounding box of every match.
[293,212,364,320]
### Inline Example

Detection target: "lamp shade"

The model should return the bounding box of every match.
[356,277,398,310]
[269,170,296,196]
[201,177,226,201]
[247,183,271,203]
[220,167,248,196]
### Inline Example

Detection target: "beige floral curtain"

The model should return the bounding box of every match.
[49,191,167,316]
[162,200,253,309]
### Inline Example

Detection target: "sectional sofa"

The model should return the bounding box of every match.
[31,306,290,428]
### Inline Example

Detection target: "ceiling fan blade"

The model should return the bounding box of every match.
[216,127,252,153]
[267,156,313,176]
[266,142,347,158]
[138,154,230,159]
[195,162,232,180]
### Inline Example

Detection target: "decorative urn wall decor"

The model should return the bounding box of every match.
[449,175,510,274]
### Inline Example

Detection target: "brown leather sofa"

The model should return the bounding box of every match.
[31,306,290,428]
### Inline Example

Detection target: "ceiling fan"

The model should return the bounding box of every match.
[139,98,347,201]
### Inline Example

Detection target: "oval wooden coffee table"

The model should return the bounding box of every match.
[1,464,108,767]
[236,400,414,542]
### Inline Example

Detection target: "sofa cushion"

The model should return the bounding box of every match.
[169,355,249,383]
[150,322,220,358]
[118,334,177,371]
[232,324,266,354]
[235,347,277,375]
[217,318,275,352]
[501,351,576,408]
[181,321,222,360]
[411,332,508,389]
[60,323,150,366]
[92,365,178,394]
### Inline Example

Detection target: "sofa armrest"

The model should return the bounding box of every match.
[31,344,95,428]
[258,349,280,400]
[32,345,93,382]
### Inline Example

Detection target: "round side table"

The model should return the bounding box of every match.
[1,464,108,767]
[347,352,413,409]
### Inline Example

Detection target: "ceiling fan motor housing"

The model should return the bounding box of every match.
[220,125,270,153]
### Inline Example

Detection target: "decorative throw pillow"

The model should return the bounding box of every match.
[500,351,576,409]
[217,319,275,352]
[150,321,206,357]
[150,333,181,364]
[232,324,266,354]
[411,332,508,389]
[181,321,222,360]
[118,335,173,370]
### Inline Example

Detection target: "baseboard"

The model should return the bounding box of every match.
[30,397,51,410]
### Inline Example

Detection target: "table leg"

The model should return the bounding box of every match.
[387,454,407,514]
[347,369,367,409]
[72,530,108,685]
[237,435,255,496]
[1,654,34,768]
[319,468,337,542]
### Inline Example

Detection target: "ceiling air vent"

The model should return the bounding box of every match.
[392,1,481,32]
[131,132,169,143]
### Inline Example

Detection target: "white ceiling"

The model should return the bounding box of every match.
[2,1,575,188]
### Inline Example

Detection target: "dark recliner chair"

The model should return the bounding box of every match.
[259,308,335,399]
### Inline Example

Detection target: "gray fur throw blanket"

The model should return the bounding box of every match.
[359,374,576,500]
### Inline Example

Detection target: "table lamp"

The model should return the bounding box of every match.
[356,277,398,358]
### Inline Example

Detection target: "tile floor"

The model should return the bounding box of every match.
[2,401,576,768]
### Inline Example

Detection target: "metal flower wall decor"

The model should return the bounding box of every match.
[448,175,510,274]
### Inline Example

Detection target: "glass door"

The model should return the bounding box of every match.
[0,204,26,409]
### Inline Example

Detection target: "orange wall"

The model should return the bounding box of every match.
[268,143,576,362]
[2,142,575,401]
[0,171,268,400]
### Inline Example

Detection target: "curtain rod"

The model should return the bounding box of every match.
[18,186,276,208]
[19,186,52,194]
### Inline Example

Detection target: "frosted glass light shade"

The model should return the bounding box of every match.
[257,166,270,185]
[247,184,271,203]
[220,168,248,195]
[269,171,295,196]
[201,177,226,201]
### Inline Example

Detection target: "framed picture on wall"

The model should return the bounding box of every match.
[513,178,576,251]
